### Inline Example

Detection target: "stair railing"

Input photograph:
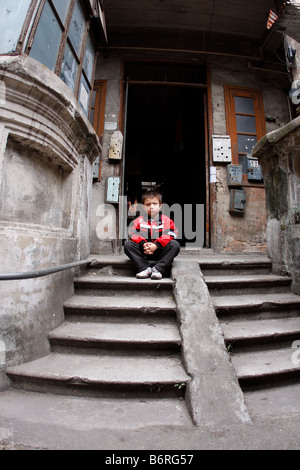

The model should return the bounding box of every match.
[0,259,95,281]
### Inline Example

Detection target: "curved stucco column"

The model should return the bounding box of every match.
[0,55,101,386]
[253,116,300,293]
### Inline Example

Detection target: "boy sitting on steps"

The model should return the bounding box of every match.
[124,190,180,279]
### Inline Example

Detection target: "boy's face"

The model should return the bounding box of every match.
[143,196,161,218]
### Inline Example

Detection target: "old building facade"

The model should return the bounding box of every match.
[0,0,299,388]
[90,1,296,256]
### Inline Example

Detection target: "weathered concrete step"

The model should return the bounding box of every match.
[87,254,272,276]
[213,293,300,316]
[0,389,193,431]
[199,256,272,276]
[49,321,182,353]
[231,347,300,385]
[87,257,136,277]
[221,317,300,348]
[74,275,174,296]
[64,294,177,320]
[6,353,190,398]
[243,382,300,419]
[205,274,292,295]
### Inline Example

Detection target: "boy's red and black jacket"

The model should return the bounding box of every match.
[129,213,178,248]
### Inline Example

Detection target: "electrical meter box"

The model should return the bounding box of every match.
[227,164,243,186]
[247,157,263,182]
[229,189,246,215]
[106,177,120,203]
[92,156,100,180]
[212,135,232,163]
[109,131,123,160]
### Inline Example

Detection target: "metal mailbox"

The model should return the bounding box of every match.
[109,131,123,160]
[106,177,120,203]
[212,135,232,163]
[227,164,243,186]
[92,156,100,180]
[247,157,263,182]
[229,189,246,215]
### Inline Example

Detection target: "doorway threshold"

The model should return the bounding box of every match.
[179,247,214,255]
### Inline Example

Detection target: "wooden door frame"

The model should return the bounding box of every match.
[119,64,212,248]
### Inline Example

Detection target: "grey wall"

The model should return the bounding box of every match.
[91,51,291,253]
[0,55,101,389]
[210,55,290,252]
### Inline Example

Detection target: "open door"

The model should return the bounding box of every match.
[122,62,210,249]
[121,64,208,249]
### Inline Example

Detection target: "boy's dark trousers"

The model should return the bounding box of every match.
[124,240,180,276]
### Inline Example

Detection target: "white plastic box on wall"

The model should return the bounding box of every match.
[212,135,232,163]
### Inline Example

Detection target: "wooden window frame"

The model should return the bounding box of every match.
[25,0,97,118]
[91,80,107,180]
[224,85,266,168]
[92,80,107,138]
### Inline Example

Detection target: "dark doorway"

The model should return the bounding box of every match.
[124,83,207,248]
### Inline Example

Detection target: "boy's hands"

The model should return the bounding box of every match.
[143,242,158,255]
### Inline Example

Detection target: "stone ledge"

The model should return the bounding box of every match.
[0,55,102,169]
[253,115,300,158]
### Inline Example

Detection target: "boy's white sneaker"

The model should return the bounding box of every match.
[136,267,152,279]
[151,267,162,280]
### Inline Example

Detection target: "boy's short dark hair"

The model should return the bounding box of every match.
[141,190,162,205]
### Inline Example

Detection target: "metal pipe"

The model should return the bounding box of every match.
[108,45,265,61]
[128,80,208,88]
[0,259,95,281]
[119,77,129,251]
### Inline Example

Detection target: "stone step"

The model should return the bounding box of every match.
[6,353,190,398]
[205,274,292,295]
[221,317,300,349]
[243,382,300,419]
[213,293,300,317]
[199,256,272,276]
[231,347,300,386]
[74,275,174,296]
[49,320,182,354]
[88,254,273,277]
[87,257,136,277]
[0,389,193,430]
[64,294,177,322]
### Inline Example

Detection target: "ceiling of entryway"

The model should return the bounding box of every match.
[104,0,278,38]
[102,0,286,65]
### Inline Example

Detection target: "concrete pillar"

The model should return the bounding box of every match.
[253,116,300,293]
[0,55,101,388]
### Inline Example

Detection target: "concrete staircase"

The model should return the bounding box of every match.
[6,257,192,426]
[5,251,300,425]
[201,255,300,397]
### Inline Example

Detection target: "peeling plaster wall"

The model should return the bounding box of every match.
[253,116,300,293]
[0,55,101,389]
[209,55,290,252]
[90,54,122,254]
[91,51,291,254]
[286,36,300,83]
[285,36,300,117]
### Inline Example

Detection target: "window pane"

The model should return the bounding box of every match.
[234,96,255,115]
[236,115,257,134]
[68,0,86,58]
[91,89,97,108]
[90,108,95,124]
[79,74,91,115]
[83,33,96,84]
[52,0,71,25]
[0,0,31,53]
[29,0,62,72]
[237,135,257,155]
[60,42,78,92]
